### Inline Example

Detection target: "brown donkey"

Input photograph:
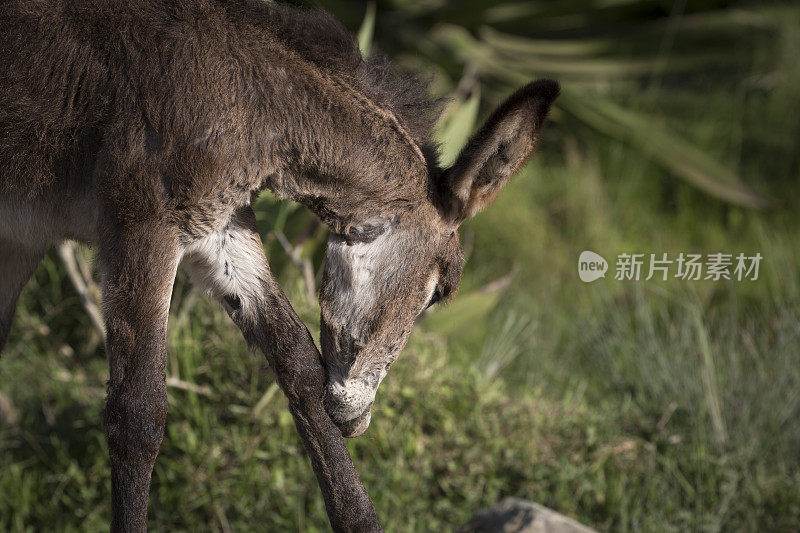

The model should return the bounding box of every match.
[0,0,558,530]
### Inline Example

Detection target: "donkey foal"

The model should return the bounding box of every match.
[0,1,557,531]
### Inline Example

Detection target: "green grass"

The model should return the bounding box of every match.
[2,0,800,531]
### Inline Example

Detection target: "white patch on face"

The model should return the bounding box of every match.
[182,221,267,320]
[324,229,403,338]
[322,229,443,424]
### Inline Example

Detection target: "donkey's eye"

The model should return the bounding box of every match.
[426,287,442,310]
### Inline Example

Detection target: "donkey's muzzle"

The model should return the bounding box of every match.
[333,406,372,438]
[324,378,375,438]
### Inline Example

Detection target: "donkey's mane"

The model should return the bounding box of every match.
[259,2,443,151]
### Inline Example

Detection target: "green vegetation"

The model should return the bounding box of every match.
[1,1,799,531]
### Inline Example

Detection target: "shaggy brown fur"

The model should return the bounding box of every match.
[0,1,558,531]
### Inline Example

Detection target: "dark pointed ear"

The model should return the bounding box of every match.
[439,79,559,223]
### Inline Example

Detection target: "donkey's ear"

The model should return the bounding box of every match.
[439,79,559,223]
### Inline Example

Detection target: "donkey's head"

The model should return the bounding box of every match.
[319,80,559,437]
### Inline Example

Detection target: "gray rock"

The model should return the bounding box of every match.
[459,498,597,533]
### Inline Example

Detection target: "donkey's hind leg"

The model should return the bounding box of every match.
[0,240,44,354]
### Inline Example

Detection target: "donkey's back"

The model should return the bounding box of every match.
[1,0,390,246]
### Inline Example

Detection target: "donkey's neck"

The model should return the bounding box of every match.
[244,42,435,237]
[263,139,433,239]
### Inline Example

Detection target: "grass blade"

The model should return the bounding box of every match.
[357,2,376,57]
[434,86,481,167]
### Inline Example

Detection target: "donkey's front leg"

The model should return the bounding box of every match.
[99,224,180,533]
[183,206,381,533]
